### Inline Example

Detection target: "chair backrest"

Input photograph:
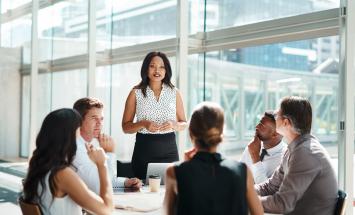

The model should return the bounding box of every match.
[19,196,42,215]
[334,189,347,215]
[116,160,134,178]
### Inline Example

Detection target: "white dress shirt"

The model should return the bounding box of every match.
[240,141,286,183]
[73,136,125,194]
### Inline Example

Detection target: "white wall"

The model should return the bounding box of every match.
[0,48,21,158]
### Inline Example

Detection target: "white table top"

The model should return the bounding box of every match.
[113,186,164,215]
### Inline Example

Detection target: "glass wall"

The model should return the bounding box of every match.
[188,36,339,160]
[20,69,87,157]
[51,69,87,109]
[95,0,177,50]
[111,62,141,160]
[38,0,89,61]
[205,0,339,31]
[1,14,32,63]
[96,65,112,134]
[20,76,30,157]
[8,1,339,160]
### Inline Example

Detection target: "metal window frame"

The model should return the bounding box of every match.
[20,8,340,74]
[176,0,188,160]
[339,0,354,214]
[1,0,64,24]
[198,9,339,52]
[88,0,96,96]
[29,0,39,158]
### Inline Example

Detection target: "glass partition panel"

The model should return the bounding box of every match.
[205,0,340,31]
[37,73,52,129]
[1,14,32,64]
[20,75,30,157]
[1,0,31,13]
[110,0,177,49]
[111,62,141,160]
[189,0,205,34]
[96,66,112,134]
[187,54,205,115]
[38,1,88,61]
[96,0,113,52]
[187,36,339,161]
[51,69,87,110]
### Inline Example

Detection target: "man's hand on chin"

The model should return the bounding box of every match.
[248,135,262,164]
[98,133,115,153]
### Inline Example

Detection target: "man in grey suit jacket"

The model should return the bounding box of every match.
[255,96,337,215]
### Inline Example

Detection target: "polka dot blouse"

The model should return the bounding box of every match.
[135,84,177,134]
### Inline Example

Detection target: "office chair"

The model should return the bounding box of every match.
[18,196,42,215]
[116,160,134,178]
[334,189,347,215]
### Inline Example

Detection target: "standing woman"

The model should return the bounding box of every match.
[122,51,187,180]
[22,109,113,215]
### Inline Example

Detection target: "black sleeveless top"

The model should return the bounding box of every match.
[174,151,247,215]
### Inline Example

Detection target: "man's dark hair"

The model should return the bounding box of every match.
[280,96,312,135]
[73,97,103,118]
[264,111,276,124]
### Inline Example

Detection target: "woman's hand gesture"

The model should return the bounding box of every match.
[144,120,161,132]
[159,120,177,132]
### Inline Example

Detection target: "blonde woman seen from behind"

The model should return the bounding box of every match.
[164,102,263,215]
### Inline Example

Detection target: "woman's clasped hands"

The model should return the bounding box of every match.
[143,120,177,132]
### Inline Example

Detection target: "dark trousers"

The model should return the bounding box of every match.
[131,132,179,180]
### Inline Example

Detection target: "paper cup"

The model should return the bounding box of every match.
[148,175,161,192]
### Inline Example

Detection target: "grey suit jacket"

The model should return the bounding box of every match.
[255,134,337,215]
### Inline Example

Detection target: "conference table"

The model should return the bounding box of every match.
[112,186,279,215]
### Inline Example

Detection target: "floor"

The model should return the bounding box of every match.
[0,161,26,214]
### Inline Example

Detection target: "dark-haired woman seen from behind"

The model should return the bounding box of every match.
[122,51,187,180]
[22,108,113,215]
[164,102,263,215]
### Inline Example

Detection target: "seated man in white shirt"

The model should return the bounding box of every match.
[240,111,286,183]
[73,97,142,194]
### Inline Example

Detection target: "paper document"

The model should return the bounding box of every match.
[114,188,165,212]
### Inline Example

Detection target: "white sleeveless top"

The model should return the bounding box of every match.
[135,84,177,134]
[38,172,82,215]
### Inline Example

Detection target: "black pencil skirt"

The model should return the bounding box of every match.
[131,132,179,180]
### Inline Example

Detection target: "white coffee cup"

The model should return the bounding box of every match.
[148,175,161,192]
